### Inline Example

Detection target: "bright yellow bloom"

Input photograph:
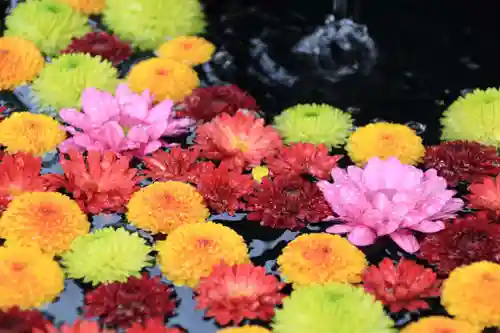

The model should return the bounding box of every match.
[217,326,271,333]
[127,181,209,234]
[346,122,425,166]
[400,316,481,333]
[156,36,215,66]
[277,233,367,287]
[56,0,106,14]
[251,166,269,183]
[156,222,250,287]
[0,36,44,90]
[0,113,66,156]
[127,57,199,102]
[0,245,64,309]
[441,261,500,328]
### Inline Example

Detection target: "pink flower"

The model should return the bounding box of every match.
[59,84,194,156]
[317,157,464,253]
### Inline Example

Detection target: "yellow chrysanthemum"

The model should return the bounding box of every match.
[217,326,271,333]
[127,57,199,102]
[0,192,89,255]
[251,166,269,183]
[441,261,500,328]
[156,222,250,287]
[277,233,367,287]
[346,122,425,166]
[127,181,209,234]
[56,0,105,14]
[0,245,64,309]
[400,316,481,333]
[0,36,45,90]
[156,36,215,66]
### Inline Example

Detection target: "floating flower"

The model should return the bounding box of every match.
[61,31,132,66]
[127,181,209,234]
[84,274,176,328]
[32,53,119,110]
[0,113,65,156]
[59,84,193,155]
[318,157,464,253]
[195,111,282,170]
[274,103,353,148]
[156,222,250,287]
[62,228,152,285]
[266,143,343,180]
[57,0,106,14]
[177,85,259,123]
[251,166,269,183]
[126,319,183,333]
[467,174,500,217]
[217,327,271,333]
[441,261,500,328]
[0,192,89,255]
[0,245,64,309]
[5,0,90,56]
[103,0,205,50]
[277,233,367,287]
[39,320,114,333]
[195,262,285,325]
[362,258,440,312]
[400,316,481,333]
[127,57,199,102]
[0,307,50,333]
[156,36,215,66]
[0,36,44,90]
[246,175,331,229]
[272,283,395,333]
[441,88,500,147]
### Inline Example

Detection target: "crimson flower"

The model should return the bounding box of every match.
[0,307,49,333]
[61,31,132,66]
[362,258,440,312]
[467,174,500,217]
[38,320,113,333]
[194,262,285,325]
[126,319,183,333]
[419,211,500,276]
[245,175,331,229]
[0,106,7,120]
[423,140,500,187]
[177,85,259,122]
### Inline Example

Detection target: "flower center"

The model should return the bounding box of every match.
[0,49,9,56]
[11,262,25,272]
[380,133,393,140]
[230,137,249,152]
[196,238,214,248]
[302,245,332,262]
[182,42,193,50]
[45,3,60,12]
[227,282,256,297]
[304,111,318,118]
[156,68,169,76]
[36,203,60,219]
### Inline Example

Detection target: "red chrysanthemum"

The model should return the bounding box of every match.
[467,175,500,217]
[177,85,259,123]
[126,319,183,333]
[423,140,500,187]
[266,143,343,180]
[0,307,49,333]
[194,262,285,325]
[419,211,500,276]
[61,31,132,66]
[0,106,8,120]
[195,110,282,170]
[83,273,176,328]
[362,258,440,312]
[38,320,113,333]
[245,175,331,229]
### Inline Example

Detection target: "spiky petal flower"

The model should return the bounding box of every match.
[318,157,464,253]
[217,327,270,333]
[156,36,215,66]
[195,263,285,325]
[57,0,106,14]
[400,316,481,333]
[467,175,500,217]
[0,307,50,333]
[126,319,184,333]
[38,320,114,333]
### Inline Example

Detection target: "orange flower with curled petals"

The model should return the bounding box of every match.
[467,174,500,217]
[156,36,215,66]
[37,320,114,333]
[400,316,481,333]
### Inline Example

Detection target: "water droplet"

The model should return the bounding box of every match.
[370,117,386,123]
[405,121,427,135]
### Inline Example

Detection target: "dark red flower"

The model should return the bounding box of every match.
[37,320,113,333]
[194,262,285,325]
[423,140,500,187]
[419,211,500,276]
[83,273,176,328]
[0,307,49,333]
[126,319,183,333]
[467,174,500,218]
[177,85,259,122]
[61,31,132,66]
[245,175,331,229]
[0,106,7,120]
[266,143,343,180]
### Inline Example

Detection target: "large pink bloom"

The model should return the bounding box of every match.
[59,84,194,156]
[317,157,464,253]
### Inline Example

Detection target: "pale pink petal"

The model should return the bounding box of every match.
[326,224,353,234]
[58,138,81,153]
[347,226,377,246]
[390,231,420,253]
[99,122,125,151]
[143,140,163,154]
[59,108,91,131]
[146,98,174,123]
[147,121,168,139]
[72,134,104,151]
[163,118,195,136]
[127,125,150,143]
[81,88,119,123]
[410,220,445,233]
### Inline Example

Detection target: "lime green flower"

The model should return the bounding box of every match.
[272,283,396,333]
[274,103,353,148]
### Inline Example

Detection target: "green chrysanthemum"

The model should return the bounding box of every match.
[31,53,119,110]
[274,103,353,148]
[61,228,153,286]
[272,283,396,333]
[5,0,90,56]
[441,88,500,147]
[103,0,206,51]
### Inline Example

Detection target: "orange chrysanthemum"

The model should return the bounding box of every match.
[0,192,89,255]
[56,0,106,14]
[0,36,44,90]
[156,36,215,66]
[400,316,481,333]
[38,320,114,333]
[127,181,209,234]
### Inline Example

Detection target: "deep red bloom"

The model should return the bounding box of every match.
[419,211,500,276]
[0,106,7,120]
[266,143,343,180]
[423,140,500,187]
[194,262,285,325]
[362,258,440,312]
[61,31,132,66]
[84,274,176,328]
[0,307,49,333]
[245,175,331,229]
[126,319,183,333]
[467,175,500,217]
[177,85,259,122]
[37,320,113,333]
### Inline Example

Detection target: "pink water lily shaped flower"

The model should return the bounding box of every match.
[58,83,194,156]
[317,157,464,253]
